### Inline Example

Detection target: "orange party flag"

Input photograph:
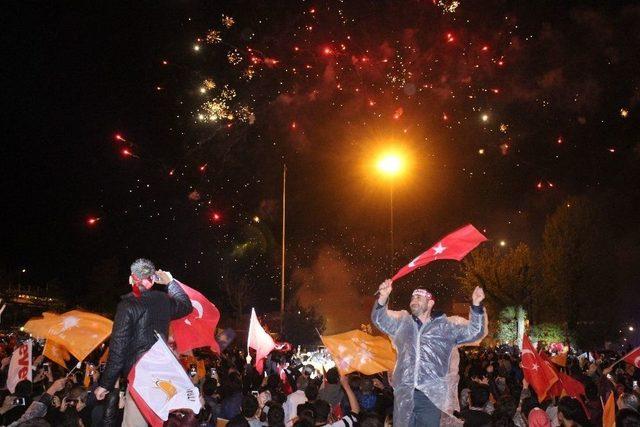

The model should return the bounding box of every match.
[41,310,112,362]
[602,392,616,427]
[43,340,71,369]
[322,329,396,375]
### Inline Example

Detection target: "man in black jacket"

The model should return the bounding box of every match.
[94,258,192,426]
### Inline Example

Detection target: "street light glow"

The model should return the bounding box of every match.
[377,153,404,176]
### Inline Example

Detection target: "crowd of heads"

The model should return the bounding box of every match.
[0,333,639,426]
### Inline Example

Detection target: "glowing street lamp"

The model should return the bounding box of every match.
[377,153,403,176]
[375,150,407,267]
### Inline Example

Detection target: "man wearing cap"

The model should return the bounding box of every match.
[372,279,487,427]
[94,258,192,427]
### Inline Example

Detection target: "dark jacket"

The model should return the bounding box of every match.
[99,280,192,390]
[463,409,493,427]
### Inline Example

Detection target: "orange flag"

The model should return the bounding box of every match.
[602,392,616,427]
[43,340,71,368]
[25,310,113,362]
[83,364,92,388]
[24,312,61,339]
[322,330,396,375]
[197,360,206,379]
[550,352,568,367]
[99,347,109,365]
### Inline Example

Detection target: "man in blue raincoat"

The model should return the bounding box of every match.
[372,279,487,427]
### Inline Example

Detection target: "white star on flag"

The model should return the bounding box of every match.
[432,243,446,255]
[59,316,79,332]
[350,337,374,365]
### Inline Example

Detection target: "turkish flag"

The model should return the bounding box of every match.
[540,351,590,419]
[622,346,640,368]
[521,335,558,402]
[247,308,276,374]
[392,224,488,281]
[170,282,221,354]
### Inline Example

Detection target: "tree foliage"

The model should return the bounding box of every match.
[283,302,326,345]
[542,196,618,347]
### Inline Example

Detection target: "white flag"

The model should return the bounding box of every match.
[7,341,32,393]
[128,337,201,426]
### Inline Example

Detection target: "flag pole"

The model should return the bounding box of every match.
[280,164,287,334]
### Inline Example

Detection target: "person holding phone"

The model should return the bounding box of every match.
[94,258,192,427]
[0,380,33,425]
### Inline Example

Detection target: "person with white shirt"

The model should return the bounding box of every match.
[284,376,309,427]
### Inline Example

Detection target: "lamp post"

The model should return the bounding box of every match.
[376,152,404,268]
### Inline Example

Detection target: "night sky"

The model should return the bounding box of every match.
[3,1,640,328]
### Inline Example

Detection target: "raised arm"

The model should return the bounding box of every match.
[341,374,360,414]
[454,286,487,345]
[155,270,193,319]
[371,279,405,337]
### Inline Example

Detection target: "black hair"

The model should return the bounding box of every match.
[520,396,540,419]
[558,396,589,425]
[241,394,259,418]
[325,367,340,384]
[616,408,640,427]
[304,383,319,401]
[267,404,285,427]
[292,416,315,427]
[493,395,517,427]
[227,415,250,427]
[202,378,217,396]
[313,399,331,422]
[584,379,598,400]
[359,412,384,427]
[470,383,490,407]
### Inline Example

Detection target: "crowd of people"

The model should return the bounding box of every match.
[0,259,637,426]
[0,336,638,426]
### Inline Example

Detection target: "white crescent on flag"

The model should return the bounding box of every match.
[634,356,640,369]
[521,349,539,371]
[191,300,204,319]
[185,300,204,325]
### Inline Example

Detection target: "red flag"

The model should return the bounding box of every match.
[557,370,585,398]
[622,346,640,368]
[247,308,275,374]
[540,352,590,419]
[392,224,487,281]
[522,335,558,402]
[170,282,221,354]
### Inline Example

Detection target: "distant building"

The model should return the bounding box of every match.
[0,286,65,327]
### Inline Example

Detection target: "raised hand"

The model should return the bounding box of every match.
[472,286,485,306]
[154,270,173,285]
[377,279,393,305]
